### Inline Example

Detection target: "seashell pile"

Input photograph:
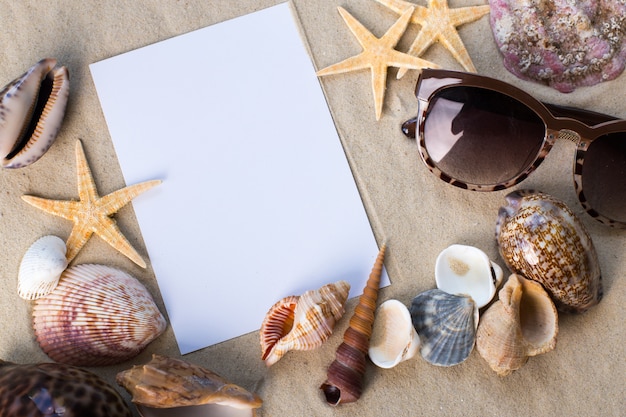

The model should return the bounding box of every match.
[320,244,386,405]
[260,280,350,366]
[496,190,603,313]
[435,244,503,309]
[32,263,167,366]
[0,58,69,168]
[410,289,478,367]
[17,235,68,300]
[476,274,558,376]
[0,359,132,417]
[117,354,263,417]
[489,0,626,92]
[369,299,420,369]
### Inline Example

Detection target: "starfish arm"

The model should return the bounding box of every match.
[396,26,439,78]
[336,7,379,49]
[75,140,100,202]
[317,54,371,77]
[94,215,147,268]
[388,50,440,71]
[449,5,490,26]
[21,195,82,222]
[375,0,429,25]
[371,62,389,121]
[99,179,162,215]
[437,25,478,72]
[380,6,415,49]
[64,221,95,263]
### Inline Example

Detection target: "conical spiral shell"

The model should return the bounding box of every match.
[496,190,602,312]
[320,244,385,405]
[260,281,350,366]
[33,264,167,366]
[476,274,558,376]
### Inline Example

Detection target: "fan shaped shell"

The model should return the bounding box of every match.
[32,263,167,366]
[410,289,478,367]
[17,235,68,300]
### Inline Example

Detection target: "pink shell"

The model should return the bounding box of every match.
[32,264,167,366]
[489,0,626,92]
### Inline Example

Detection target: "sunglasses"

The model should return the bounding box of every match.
[402,69,626,228]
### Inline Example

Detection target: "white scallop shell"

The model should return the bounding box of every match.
[435,244,503,308]
[410,289,478,367]
[369,299,420,369]
[17,235,68,300]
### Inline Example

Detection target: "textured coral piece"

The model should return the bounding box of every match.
[33,264,167,366]
[0,360,132,417]
[261,281,350,366]
[320,244,386,405]
[496,190,602,312]
[489,0,626,92]
[117,354,263,410]
[22,140,161,268]
[375,0,490,77]
[317,7,438,120]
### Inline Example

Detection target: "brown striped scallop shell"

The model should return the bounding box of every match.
[260,281,350,366]
[32,264,167,366]
[320,244,386,405]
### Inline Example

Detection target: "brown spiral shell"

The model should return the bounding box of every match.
[320,244,386,405]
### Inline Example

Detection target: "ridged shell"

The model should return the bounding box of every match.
[0,359,132,417]
[476,274,558,376]
[17,235,68,300]
[496,190,602,313]
[32,264,167,366]
[369,299,420,369]
[410,289,478,367]
[260,280,350,366]
[0,58,70,168]
[435,244,503,308]
[117,354,262,416]
[320,244,385,405]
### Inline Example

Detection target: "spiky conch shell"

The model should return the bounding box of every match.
[32,264,167,366]
[0,359,132,417]
[320,244,386,405]
[260,280,350,366]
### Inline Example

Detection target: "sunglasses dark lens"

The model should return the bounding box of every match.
[423,86,546,186]
[582,133,626,223]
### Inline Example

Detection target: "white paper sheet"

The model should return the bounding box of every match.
[90,2,388,354]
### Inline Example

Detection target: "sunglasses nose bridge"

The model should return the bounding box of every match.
[548,128,582,145]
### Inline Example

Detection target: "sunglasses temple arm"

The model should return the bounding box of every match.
[542,102,619,126]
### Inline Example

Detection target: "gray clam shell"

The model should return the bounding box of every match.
[410,289,477,367]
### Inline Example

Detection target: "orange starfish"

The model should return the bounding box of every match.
[375,0,490,77]
[22,140,160,268]
[317,6,438,120]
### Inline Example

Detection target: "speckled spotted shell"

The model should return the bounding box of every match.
[0,359,131,417]
[496,190,602,313]
[32,264,167,366]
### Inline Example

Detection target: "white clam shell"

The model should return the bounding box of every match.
[17,235,68,300]
[435,244,503,309]
[369,299,420,369]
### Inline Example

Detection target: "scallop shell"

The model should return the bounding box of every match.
[32,263,167,366]
[435,244,503,308]
[0,359,132,417]
[410,289,478,367]
[17,235,68,300]
[117,354,262,417]
[476,274,558,376]
[0,58,70,168]
[496,190,602,313]
[369,299,420,369]
[260,280,350,366]
[320,244,385,405]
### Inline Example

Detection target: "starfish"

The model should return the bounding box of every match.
[316,6,438,120]
[375,0,490,78]
[22,140,161,268]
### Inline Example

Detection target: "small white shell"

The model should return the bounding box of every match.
[410,289,478,367]
[17,235,68,300]
[435,244,503,309]
[369,299,420,369]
